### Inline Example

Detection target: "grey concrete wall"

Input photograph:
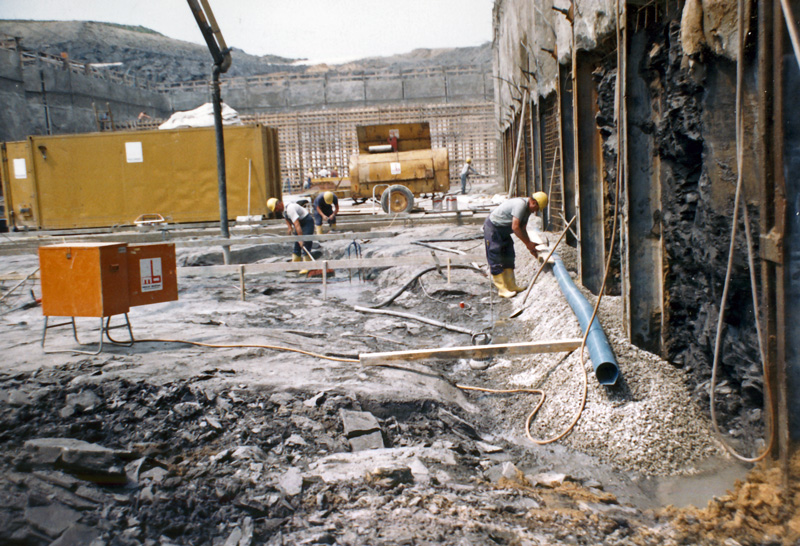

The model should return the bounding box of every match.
[366,78,403,102]
[0,51,171,140]
[326,79,364,105]
[403,76,446,101]
[163,68,492,114]
[0,48,29,142]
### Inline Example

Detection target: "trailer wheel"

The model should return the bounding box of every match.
[380,185,414,214]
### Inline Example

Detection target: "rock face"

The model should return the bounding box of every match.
[0,20,491,85]
[0,20,298,83]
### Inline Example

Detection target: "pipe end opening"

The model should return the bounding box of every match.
[595,362,620,386]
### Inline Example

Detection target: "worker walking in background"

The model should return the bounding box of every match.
[312,191,339,234]
[460,157,479,194]
[267,197,315,275]
[484,192,548,298]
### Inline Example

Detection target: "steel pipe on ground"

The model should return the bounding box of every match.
[551,254,620,386]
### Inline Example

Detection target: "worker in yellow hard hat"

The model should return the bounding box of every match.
[483,191,548,298]
[267,197,315,275]
[460,157,480,194]
[312,191,340,234]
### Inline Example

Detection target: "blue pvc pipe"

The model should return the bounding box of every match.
[551,254,620,386]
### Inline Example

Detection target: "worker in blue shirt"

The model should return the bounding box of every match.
[484,192,548,297]
[312,191,339,234]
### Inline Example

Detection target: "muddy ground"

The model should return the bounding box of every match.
[0,195,797,545]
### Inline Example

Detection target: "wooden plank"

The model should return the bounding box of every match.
[172,230,398,249]
[359,339,583,365]
[177,253,486,277]
[0,211,487,256]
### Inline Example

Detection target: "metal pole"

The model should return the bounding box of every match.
[39,70,52,135]
[212,66,232,265]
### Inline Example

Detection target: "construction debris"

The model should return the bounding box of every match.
[0,192,791,544]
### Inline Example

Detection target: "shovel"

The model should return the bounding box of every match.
[509,216,576,318]
[298,237,335,278]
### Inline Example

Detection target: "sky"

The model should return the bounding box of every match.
[0,0,495,63]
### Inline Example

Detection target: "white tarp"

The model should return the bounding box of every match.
[158,102,243,130]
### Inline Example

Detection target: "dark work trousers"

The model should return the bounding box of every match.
[312,204,336,227]
[293,215,315,256]
[484,216,515,276]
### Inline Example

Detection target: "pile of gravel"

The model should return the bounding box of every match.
[483,240,726,476]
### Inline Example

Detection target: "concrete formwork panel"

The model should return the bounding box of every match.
[403,76,446,101]
[246,85,289,110]
[366,79,403,102]
[447,73,486,98]
[326,80,365,105]
[288,80,326,108]
[169,91,210,113]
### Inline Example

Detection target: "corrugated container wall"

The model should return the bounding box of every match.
[0,124,282,230]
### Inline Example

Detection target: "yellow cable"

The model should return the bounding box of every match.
[457,1,624,446]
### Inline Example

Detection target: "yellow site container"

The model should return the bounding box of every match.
[1,124,282,230]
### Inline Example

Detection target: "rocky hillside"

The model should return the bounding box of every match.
[0,20,491,84]
[0,20,298,83]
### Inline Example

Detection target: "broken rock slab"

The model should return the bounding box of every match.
[50,523,103,546]
[339,409,384,451]
[366,465,414,489]
[25,503,82,538]
[278,467,304,497]
[307,445,456,484]
[21,438,132,484]
[348,431,384,452]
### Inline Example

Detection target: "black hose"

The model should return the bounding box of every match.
[369,264,486,309]
[416,236,483,243]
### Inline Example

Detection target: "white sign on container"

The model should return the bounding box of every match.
[390,162,401,175]
[125,142,144,163]
[140,258,163,292]
[13,158,26,179]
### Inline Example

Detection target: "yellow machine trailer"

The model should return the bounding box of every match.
[0,124,282,231]
[346,122,450,213]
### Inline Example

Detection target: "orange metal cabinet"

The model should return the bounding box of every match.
[126,243,178,307]
[39,243,130,317]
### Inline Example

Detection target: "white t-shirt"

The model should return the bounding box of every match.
[284,202,309,223]
[488,197,530,227]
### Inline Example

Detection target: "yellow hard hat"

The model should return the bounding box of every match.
[532,192,548,210]
[466,157,472,163]
[267,197,279,212]
[323,191,334,205]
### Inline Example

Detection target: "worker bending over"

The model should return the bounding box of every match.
[484,192,548,298]
[267,197,315,275]
[313,191,339,234]
[460,157,479,194]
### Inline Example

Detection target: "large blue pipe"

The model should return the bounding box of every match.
[551,254,620,386]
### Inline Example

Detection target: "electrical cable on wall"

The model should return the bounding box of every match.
[709,0,774,463]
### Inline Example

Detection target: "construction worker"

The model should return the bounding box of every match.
[484,192,548,298]
[312,191,339,234]
[267,197,314,275]
[460,157,479,194]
